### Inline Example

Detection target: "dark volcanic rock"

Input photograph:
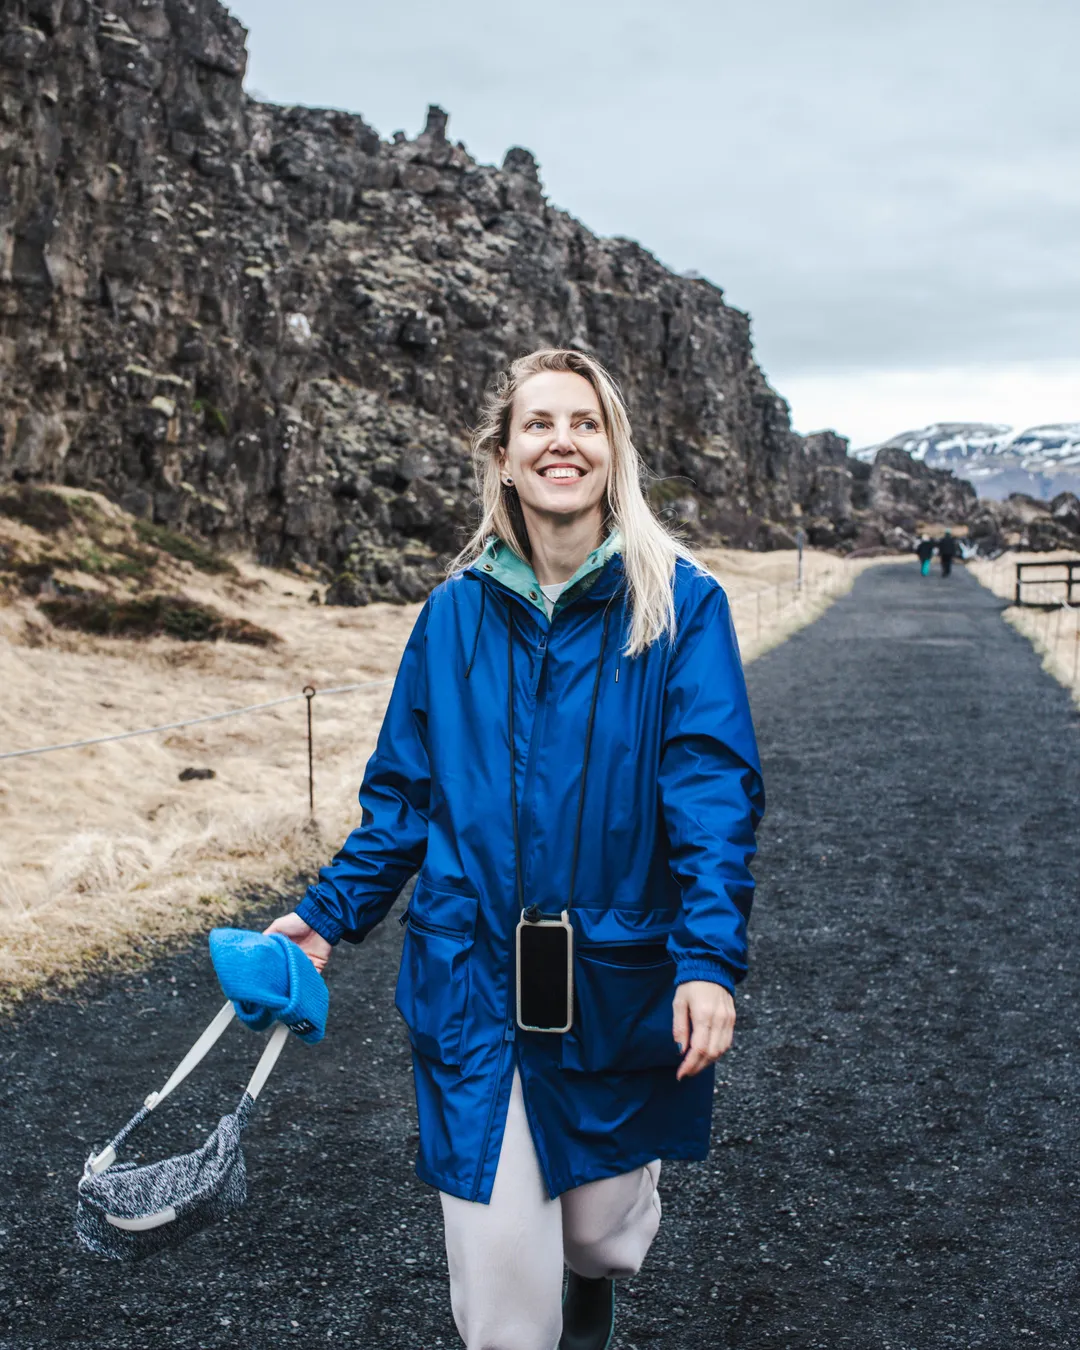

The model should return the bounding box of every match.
[860,447,979,549]
[967,491,1080,554]
[1050,491,1080,537]
[0,0,997,593]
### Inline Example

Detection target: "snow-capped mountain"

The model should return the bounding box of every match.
[855,422,1080,500]
[853,423,1011,466]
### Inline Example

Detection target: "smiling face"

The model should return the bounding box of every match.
[498,370,612,531]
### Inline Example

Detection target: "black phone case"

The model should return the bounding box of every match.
[515,911,574,1033]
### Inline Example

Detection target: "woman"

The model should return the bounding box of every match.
[267,349,765,1350]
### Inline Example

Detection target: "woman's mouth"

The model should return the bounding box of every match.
[537,465,586,481]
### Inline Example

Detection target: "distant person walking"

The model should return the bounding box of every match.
[916,537,934,577]
[937,530,961,578]
[264,349,764,1350]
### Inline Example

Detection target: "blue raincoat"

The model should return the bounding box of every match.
[297,534,764,1202]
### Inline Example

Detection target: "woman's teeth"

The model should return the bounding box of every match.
[540,467,583,479]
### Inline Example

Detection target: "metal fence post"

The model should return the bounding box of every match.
[304,685,316,814]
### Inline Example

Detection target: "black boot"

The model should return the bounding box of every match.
[560,1271,615,1350]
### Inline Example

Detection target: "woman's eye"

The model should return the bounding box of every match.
[526,420,546,431]
[578,419,598,431]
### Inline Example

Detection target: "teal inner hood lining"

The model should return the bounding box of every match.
[470,528,623,622]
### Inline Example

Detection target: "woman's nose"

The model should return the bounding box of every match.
[549,419,576,450]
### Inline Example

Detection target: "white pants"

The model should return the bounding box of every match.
[440,1069,662,1350]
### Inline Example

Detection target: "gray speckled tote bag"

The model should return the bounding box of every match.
[75,1002,288,1261]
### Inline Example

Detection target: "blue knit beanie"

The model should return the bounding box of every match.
[209,929,329,1044]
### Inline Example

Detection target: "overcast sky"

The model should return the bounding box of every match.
[229,0,1078,446]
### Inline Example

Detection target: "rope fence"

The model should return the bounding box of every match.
[0,679,393,763]
[725,562,850,644]
[1,561,853,805]
[0,678,394,812]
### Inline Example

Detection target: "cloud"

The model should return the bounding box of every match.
[231,0,1080,387]
[781,360,1080,448]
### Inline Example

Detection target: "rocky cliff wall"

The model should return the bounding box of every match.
[0,0,982,600]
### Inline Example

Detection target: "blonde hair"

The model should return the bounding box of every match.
[447,348,701,657]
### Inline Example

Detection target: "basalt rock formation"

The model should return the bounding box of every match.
[966,491,1080,555]
[0,0,989,602]
[863,447,978,543]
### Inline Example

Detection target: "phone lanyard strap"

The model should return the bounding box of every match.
[506,596,615,915]
[507,604,525,913]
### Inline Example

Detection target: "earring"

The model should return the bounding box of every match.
[502,476,513,486]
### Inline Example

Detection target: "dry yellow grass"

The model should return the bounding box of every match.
[969,551,1080,707]
[0,561,416,1004]
[696,547,886,664]
[0,539,884,1003]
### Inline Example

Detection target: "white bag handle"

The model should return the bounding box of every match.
[245,1021,290,1102]
[143,1000,236,1112]
[89,1004,290,1176]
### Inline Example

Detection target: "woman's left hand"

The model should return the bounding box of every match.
[672,980,736,1081]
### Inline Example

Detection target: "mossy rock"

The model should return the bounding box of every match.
[10,555,74,594]
[40,592,278,646]
[133,520,236,575]
[647,476,698,507]
[0,485,74,532]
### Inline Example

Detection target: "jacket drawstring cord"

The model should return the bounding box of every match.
[604,590,623,683]
[505,601,525,912]
[565,600,613,910]
[465,582,487,680]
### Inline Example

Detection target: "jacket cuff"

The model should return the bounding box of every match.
[674,960,737,995]
[295,893,344,946]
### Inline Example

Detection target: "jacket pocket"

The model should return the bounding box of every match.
[561,942,682,1073]
[394,883,478,1067]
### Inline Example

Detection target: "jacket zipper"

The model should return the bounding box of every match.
[465,579,619,1202]
[397,909,469,941]
[516,635,550,889]
[471,618,547,1202]
[530,632,547,696]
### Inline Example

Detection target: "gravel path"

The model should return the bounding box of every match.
[2,562,1078,1349]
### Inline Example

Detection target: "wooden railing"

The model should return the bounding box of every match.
[1014,560,1080,606]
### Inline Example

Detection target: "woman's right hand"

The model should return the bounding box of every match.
[263,912,333,974]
